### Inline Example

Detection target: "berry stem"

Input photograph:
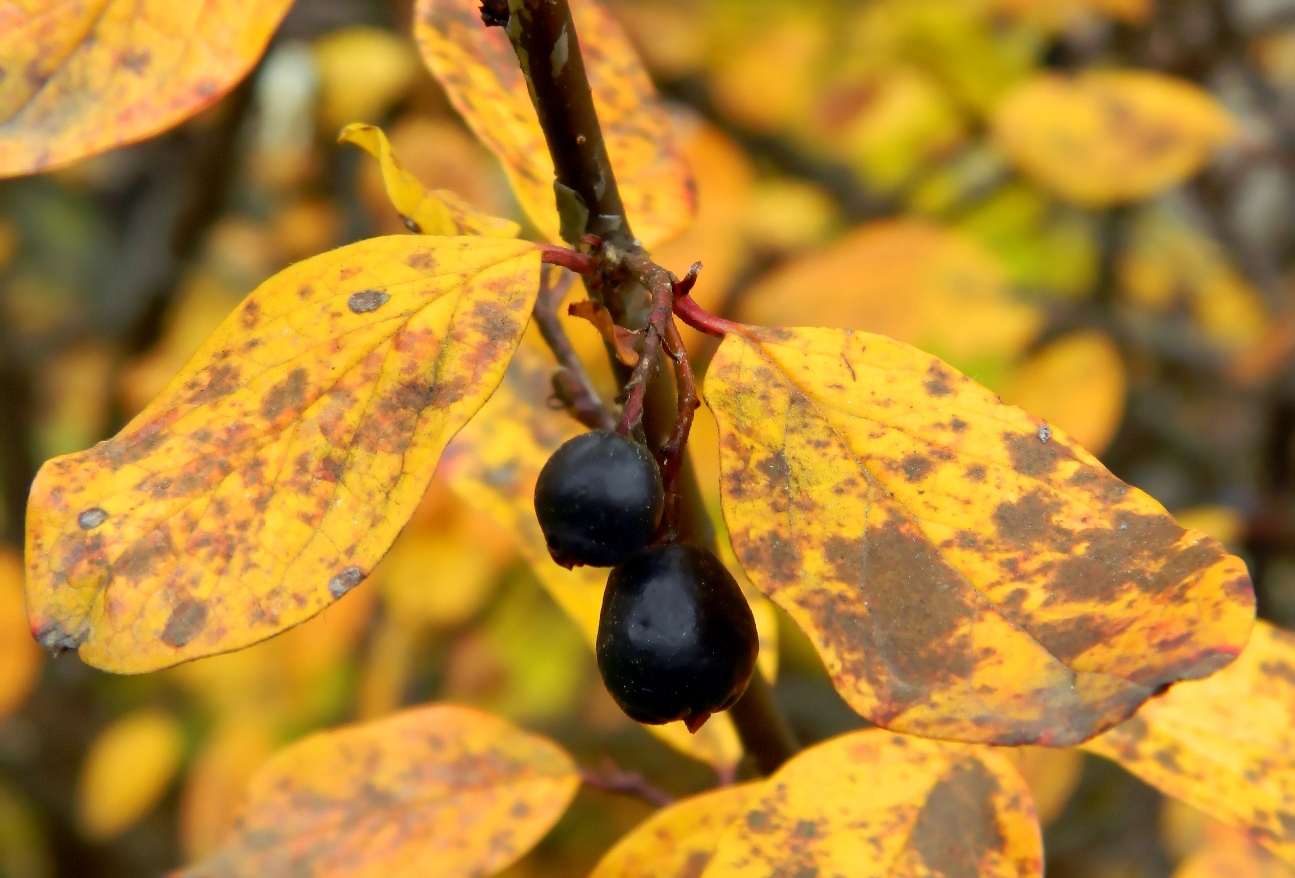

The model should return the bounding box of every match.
[658,317,698,541]
[539,244,597,275]
[533,266,616,431]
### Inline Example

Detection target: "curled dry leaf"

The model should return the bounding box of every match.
[24,236,540,673]
[337,123,521,238]
[589,783,757,878]
[443,338,769,772]
[702,730,1042,878]
[705,325,1253,745]
[1083,621,1295,866]
[568,299,642,366]
[993,71,1234,207]
[177,704,580,878]
[0,1,294,177]
[414,0,694,247]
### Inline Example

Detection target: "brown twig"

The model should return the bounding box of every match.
[533,267,616,431]
[580,759,675,808]
[657,319,697,541]
[497,0,800,775]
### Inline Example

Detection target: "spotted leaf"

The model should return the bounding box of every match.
[338,123,521,238]
[590,783,757,878]
[1083,621,1295,866]
[24,236,540,673]
[177,704,579,878]
[705,325,1254,745]
[0,1,292,177]
[993,71,1234,206]
[702,729,1042,878]
[414,0,694,247]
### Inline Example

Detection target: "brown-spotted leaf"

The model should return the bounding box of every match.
[702,729,1042,877]
[993,71,1234,207]
[1083,621,1295,866]
[177,704,579,878]
[705,325,1253,745]
[25,236,540,673]
[0,1,293,177]
[414,0,694,247]
[443,337,770,772]
[338,123,521,238]
[590,783,757,878]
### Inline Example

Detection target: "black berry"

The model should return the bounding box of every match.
[596,543,758,730]
[534,430,664,568]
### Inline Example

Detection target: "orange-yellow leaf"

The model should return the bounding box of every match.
[24,236,540,673]
[735,221,1042,378]
[994,72,1234,206]
[179,715,278,862]
[0,547,41,720]
[0,1,293,177]
[1001,330,1126,456]
[1083,621,1295,866]
[76,709,185,840]
[414,0,694,247]
[178,704,579,878]
[1174,824,1295,878]
[338,123,521,238]
[705,325,1254,745]
[590,783,757,878]
[443,338,751,771]
[702,730,1042,877]
[1002,746,1084,825]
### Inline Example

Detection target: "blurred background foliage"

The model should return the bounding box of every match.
[1,0,1292,875]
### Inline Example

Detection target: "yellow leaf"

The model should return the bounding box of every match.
[1083,621,1295,867]
[0,547,41,720]
[377,496,514,628]
[76,709,185,840]
[992,0,1152,26]
[735,220,1043,379]
[994,72,1234,206]
[1174,824,1295,878]
[590,783,757,878]
[313,28,419,132]
[414,0,694,247]
[1121,209,1269,351]
[1001,746,1084,825]
[703,729,1042,877]
[338,123,521,238]
[705,325,1254,745]
[1001,331,1127,456]
[444,338,747,772]
[24,236,540,672]
[0,1,294,177]
[178,714,277,861]
[1173,505,1246,549]
[179,704,579,878]
[708,12,826,134]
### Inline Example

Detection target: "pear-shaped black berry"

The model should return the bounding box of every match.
[534,430,664,568]
[596,543,758,730]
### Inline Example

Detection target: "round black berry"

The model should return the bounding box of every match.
[534,430,664,568]
[596,543,758,729]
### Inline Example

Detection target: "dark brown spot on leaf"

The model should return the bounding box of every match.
[908,760,1007,878]
[901,454,934,483]
[78,508,108,530]
[261,367,309,421]
[329,567,365,598]
[161,598,209,648]
[348,290,390,314]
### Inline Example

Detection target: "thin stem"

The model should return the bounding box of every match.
[658,319,697,541]
[580,758,675,808]
[533,267,616,431]
[498,0,632,246]
[727,671,799,775]
[673,293,744,339]
[539,244,596,275]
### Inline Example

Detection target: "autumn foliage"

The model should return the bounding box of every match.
[1,1,1293,877]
